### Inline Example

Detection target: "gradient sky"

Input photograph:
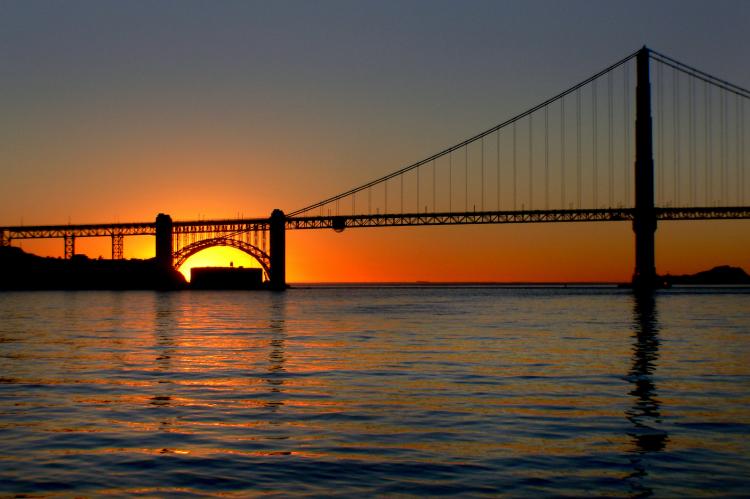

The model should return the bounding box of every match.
[2,0,749,282]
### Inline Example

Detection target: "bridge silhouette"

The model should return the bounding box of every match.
[2,47,749,290]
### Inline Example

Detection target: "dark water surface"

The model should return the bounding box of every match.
[1,287,748,496]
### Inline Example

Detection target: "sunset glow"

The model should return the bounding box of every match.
[177,247,262,282]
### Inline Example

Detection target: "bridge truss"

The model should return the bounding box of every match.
[0,219,272,271]
[286,206,750,230]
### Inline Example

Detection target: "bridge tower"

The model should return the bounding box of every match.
[632,47,659,290]
[269,209,286,291]
[155,213,173,271]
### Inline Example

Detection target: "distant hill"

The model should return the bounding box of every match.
[664,265,750,285]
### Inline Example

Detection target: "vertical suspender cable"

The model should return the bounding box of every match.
[417,165,420,213]
[529,114,533,209]
[723,90,729,204]
[448,151,452,212]
[705,82,711,205]
[545,106,549,209]
[608,70,614,207]
[592,80,598,208]
[497,129,501,210]
[513,122,518,210]
[561,97,566,208]
[737,95,741,205]
[481,136,485,211]
[689,76,695,206]
[624,61,631,205]
[740,98,745,205]
[576,88,582,209]
[719,89,726,203]
[465,146,469,211]
[720,89,726,205]
[657,61,664,204]
[432,159,436,213]
[674,67,680,206]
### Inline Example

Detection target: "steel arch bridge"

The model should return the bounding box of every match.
[173,237,271,280]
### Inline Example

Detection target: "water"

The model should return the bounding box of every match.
[1,287,749,497]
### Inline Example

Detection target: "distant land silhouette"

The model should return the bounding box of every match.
[663,266,750,286]
[0,246,185,290]
[1,246,749,290]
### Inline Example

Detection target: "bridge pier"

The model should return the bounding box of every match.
[111,234,124,260]
[155,213,173,271]
[64,235,75,260]
[269,209,286,291]
[632,47,659,291]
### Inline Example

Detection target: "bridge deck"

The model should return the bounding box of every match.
[1,207,748,240]
[285,207,750,230]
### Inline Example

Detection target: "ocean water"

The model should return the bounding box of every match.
[0,287,748,497]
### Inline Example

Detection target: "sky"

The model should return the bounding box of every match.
[1,0,749,282]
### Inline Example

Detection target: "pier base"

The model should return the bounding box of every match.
[269,209,286,291]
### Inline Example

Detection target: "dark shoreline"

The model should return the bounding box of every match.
[2,246,749,291]
[0,246,187,291]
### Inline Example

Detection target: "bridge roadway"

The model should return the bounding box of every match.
[286,206,750,229]
[2,206,748,241]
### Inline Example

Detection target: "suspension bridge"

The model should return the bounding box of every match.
[1,47,749,290]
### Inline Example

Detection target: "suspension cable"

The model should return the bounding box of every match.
[649,49,750,99]
[289,48,641,216]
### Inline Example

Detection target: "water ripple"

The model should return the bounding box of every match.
[0,288,749,496]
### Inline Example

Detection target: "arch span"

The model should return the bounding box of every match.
[173,237,271,280]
